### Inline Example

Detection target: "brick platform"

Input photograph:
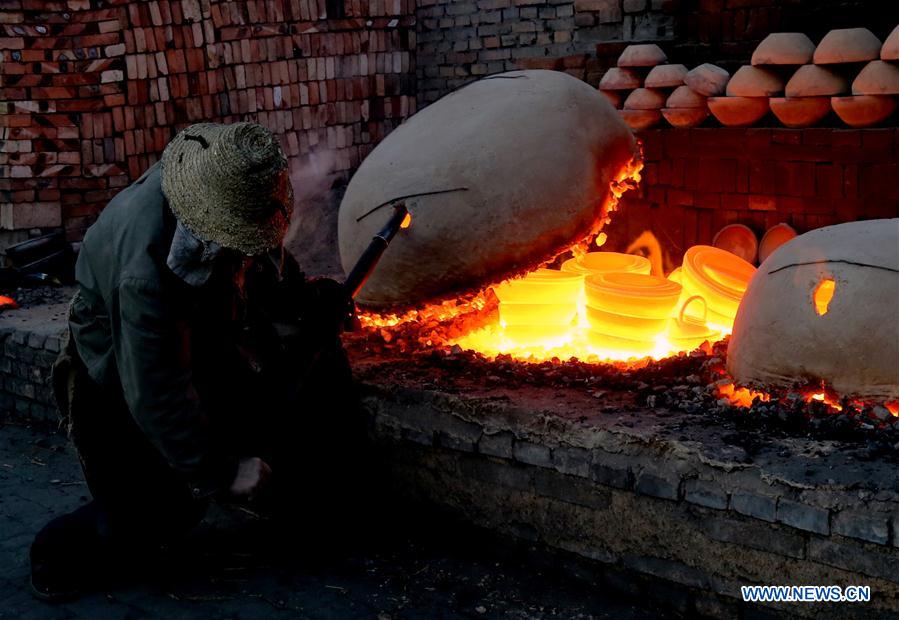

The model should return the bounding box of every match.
[0,298,68,423]
[360,372,899,618]
[4,299,899,618]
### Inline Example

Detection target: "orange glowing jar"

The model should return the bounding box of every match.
[584,272,683,352]
[679,245,756,329]
[493,268,583,343]
[561,251,651,276]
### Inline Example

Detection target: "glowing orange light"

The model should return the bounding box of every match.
[717,382,771,407]
[400,212,412,229]
[561,252,651,276]
[362,156,754,364]
[494,269,582,346]
[813,277,835,316]
[0,296,18,310]
[584,272,682,351]
[886,402,899,417]
[680,246,756,332]
[668,296,721,352]
[805,390,842,411]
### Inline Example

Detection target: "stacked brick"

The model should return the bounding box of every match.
[416,0,676,105]
[0,326,62,424]
[604,127,899,268]
[1,0,415,244]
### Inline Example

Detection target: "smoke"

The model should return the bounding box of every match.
[282,148,346,277]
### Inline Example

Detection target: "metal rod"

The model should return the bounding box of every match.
[344,203,409,299]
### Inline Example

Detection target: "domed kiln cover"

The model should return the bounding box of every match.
[338,70,638,308]
[727,219,899,400]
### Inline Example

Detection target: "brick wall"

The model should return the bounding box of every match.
[3,0,899,259]
[0,0,415,244]
[602,127,899,269]
[414,0,898,105]
[667,0,899,70]
[415,0,675,105]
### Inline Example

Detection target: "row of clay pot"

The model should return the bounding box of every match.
[712,222,797,266]
[709,27,899,128]
[602,27,899,130]
[621,89,896,130]
[600,51,723,130]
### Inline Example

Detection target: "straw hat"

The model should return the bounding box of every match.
[751,33,816,66]
[161,122,293,256]
[813,28,881,65]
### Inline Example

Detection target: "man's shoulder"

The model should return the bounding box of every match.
[93,162,165,231]
[84,163,170,249]
[80,162,173,282]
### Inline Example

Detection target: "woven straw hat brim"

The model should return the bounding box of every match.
[161,122,293,256]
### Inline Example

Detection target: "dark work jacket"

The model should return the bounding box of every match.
[70,162,247,496]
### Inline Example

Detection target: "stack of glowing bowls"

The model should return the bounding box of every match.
[584,272,683,355]
[493,268,583,346]
[679,245,757,331]
[667,295,721,351]
[561,251,652,276]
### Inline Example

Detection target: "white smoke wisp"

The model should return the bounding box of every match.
[283,147,345,277]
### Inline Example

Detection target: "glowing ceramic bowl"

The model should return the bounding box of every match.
[680,245,756,329]
[494,268,582,328]
[585,306,670,341]
[667,295,721,351]
[584,272,683,351]
[499,303,579,326]
[586,272,683,318]
[561,251,652,276]
[494,268,583,305]
[758,223,797,264]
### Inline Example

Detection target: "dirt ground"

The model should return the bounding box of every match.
[0,416,664,620]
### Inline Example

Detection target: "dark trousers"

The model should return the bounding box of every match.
[53,333,363,549]
[65,355,205,545]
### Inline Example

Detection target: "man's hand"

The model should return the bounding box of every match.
[301,277,357,334]
[228,457,272,498]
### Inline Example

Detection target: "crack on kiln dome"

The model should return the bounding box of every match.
[768,259,899,275]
